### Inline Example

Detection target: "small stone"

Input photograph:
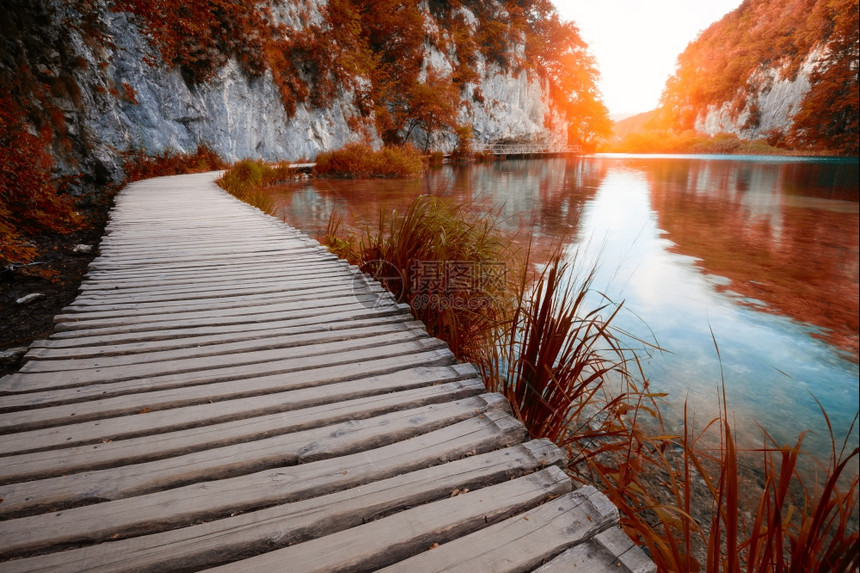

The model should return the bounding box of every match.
[73,244,93,254]
[16,293,46,305]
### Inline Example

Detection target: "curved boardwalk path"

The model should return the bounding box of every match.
[0,172,653,572]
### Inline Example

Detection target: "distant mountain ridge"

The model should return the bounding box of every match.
[655,0,858,154]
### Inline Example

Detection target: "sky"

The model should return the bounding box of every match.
[552,0,744,118]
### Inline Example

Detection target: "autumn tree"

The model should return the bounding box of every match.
[788,0,859,154]
[403,69,461,150]
[657,0,859,153]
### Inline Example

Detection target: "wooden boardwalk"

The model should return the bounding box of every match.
[0,172,653,572]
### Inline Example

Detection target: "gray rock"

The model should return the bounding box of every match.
[16,293,46,305]
[73,244,93,254]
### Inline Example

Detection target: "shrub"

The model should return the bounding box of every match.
[215,159,277,216]
[314,143,425,178]
[122,144,227,182]
[0,97,82,266]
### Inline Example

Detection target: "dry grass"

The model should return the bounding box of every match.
[122,144,227,182]
[317,193,860,571]
[215,159,276,216]
[314,142,425,178]
[322,195,512,359]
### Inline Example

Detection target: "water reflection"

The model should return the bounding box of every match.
[639,158,859,359]
[269,155,859,454]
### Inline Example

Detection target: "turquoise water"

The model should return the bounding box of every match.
[271,154,859,456]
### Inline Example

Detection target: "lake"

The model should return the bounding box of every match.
[269,154,859,457]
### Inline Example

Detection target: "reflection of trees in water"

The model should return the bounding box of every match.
[644,159,859,359]
[272,157,609,270]
[422,159,607,260]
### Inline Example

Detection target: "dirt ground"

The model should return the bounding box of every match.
[1,201,112,377]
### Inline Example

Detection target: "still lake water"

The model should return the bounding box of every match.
[270,154,859,456]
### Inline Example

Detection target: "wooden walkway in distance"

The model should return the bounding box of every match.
[0,172,653,572]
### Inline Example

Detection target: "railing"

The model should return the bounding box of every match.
[471,143,582,155]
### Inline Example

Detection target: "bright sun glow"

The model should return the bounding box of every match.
[552,0,744,118]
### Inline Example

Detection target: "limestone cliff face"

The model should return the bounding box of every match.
[694,48,823,139]
[41,0,563,182]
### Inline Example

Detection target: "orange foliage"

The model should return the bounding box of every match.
[314,142,425,178]
[122,144,227,182]
[111,0,609,147]
[0,95,82,266]
[658,0,858,154]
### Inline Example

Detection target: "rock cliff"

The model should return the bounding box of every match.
[658,0,857,153]
[3,0,567,185]
[694,48,823,140]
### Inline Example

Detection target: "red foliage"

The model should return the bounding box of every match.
[0,94,82,266]
[122,144,227,182]
[112,0,270,84]
[658,0,858,153]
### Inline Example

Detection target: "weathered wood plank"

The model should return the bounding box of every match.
[54,289,385,328]
[0,347,453,417]
[532,527,657,573]
[0,376,483,484]
[53,284,383,322]
[66,274,361,307]
[24,313,411,359]
[1,335,447,394]
[51,292,394,333]
[0,394,511,517]
[377,485,619,573]
[203,466,572,573]
[0,439,557,564]
[27,305,411,350]
[0,365,478,452]
[20,320,423,373]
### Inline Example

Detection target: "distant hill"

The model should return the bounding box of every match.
[655,0,858,154]
[610,110,656,141]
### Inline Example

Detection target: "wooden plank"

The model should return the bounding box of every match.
[0,347,453,417]
[1,333,444,393]
[1,439,558,565]
[66,274,360,307]
[53,283,381,322]
[532,527,657,573]
[54,288,380,327]
[25,313,412,359]
[0,394,512,517]
[0,375,483,484]
[19,320,423,373]
[202,466,572,573]
[52,292,390,332]
[0,364,478,446]
[80,258,342,285]
[82,259,344,284]
[377,486,619,573]
[27,305,411,350]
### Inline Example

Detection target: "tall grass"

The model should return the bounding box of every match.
[319,193,859,571]
[322,195,512,359]
[314,142,425,178]
[477,253,648,452]
[215,159,276,216]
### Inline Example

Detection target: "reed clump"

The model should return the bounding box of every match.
[314,142,425,178]
[215,159,276,216]
[321,193,859,571]
[323,195,512,359]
